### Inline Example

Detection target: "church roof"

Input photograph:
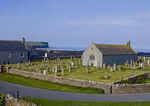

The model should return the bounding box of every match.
[95,44,137,55]
[0,40,27,51]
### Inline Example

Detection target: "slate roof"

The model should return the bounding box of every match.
[0,40,27,51]
[95,44,137,55]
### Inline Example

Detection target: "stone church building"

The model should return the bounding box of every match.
[82,41,137,67]
[0,38,28,65]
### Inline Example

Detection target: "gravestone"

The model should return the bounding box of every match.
[17,63,20,69]
[68,65,71,72]
[55,66,58,77]
[104,72,108,79]
[110,67,113,72]
[103,63,106,69]
[118,65,122,71]
[113,63,116,71]
[61,67,65,76]
[43,70,46,75]
[71,62,74,68]
[108,65,110,70]
[86,66,88,73]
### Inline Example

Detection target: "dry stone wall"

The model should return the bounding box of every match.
[5,94,37,106]
[7,69,150,94]
[8,69,111,94]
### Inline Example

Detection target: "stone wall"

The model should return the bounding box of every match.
[7,69,150,94]
[112,84,150,94]
[5,94,37,106]
[8,69,111,94]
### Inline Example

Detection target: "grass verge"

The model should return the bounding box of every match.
[22,97,150,106]
[0,73,104,94]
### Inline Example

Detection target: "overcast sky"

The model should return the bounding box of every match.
[0,0,150,49]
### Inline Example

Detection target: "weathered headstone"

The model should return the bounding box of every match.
[110,67,113,72]
[104,72,108,79]
[86,66,88,73]
[68,65,71,72]
[54,66,57,77]
[17,63,20,69]
[71,61,74,68]
[118,65,122,71]
[103,63,106,69]
[61,67,65,76]
[113,63,116,71]
[108,65,110,70]
[43,70,46,75]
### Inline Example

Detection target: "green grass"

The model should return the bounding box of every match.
[0,73,104,94]
[22,97,150,106]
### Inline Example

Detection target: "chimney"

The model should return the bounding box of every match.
[126,40,130,47]
[21,37,25,44]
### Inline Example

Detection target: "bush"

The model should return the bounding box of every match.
[96,88,105,94]
[120,80,133,84]
[135,77,146,84]
[0,93,5,106]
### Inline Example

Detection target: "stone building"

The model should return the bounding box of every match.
[0,38,28,65]
[82,41,137,67]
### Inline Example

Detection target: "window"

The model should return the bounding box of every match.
[8,61,10,64]
[90,55,95,60]
[8,53,11,58]
[21,53,24,57]
[21,60,23,63]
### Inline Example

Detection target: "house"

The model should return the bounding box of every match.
[0,38,28,65]
[82,41,137,67]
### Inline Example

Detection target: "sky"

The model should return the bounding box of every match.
[0,0,150,49]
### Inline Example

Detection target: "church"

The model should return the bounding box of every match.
[82,41,138,67]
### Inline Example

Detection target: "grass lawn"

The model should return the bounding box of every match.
[5,58,150,83]
[0,73,104,94]
[22,97,150,106]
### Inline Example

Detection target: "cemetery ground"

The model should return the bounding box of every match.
[5,57,150,83]
[22,97,150,106]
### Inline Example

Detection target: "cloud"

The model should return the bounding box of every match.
[69,19,141,26]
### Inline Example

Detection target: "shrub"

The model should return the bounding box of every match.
[120,80,133,84]
[96,88,105,94]
[0,93,5,106]
[135,77,146,84]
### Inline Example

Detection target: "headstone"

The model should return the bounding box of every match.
[104,72,108,79]
[118,65,122,71]
[71,62,74,68]
[103,63,106,69]
[86,66,88,73]
[43,70,46,75]
[17,63,20,69]
[108,65,110,70]
[61,67,64,76]
[54,66,57,77]
[113,63,116,71]
[68,65,71,72]
[110,67,113,72]
[148,60,150,64]
[140,63,143,68]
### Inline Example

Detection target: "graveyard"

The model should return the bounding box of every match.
[4,57,150,83]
